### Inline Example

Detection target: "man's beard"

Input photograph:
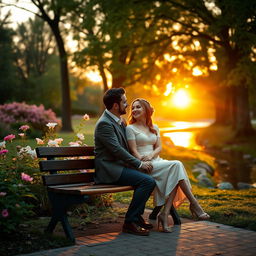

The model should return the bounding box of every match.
[118,105,126,115]
[119,108,126,115]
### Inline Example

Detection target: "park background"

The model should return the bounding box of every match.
[0,1,256,255]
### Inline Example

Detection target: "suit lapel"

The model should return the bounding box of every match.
[104,111,129,149]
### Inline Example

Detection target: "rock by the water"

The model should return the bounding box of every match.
[194,162,214,176]
[217,182,234,190]
[197,174,215,188]
[192,167,207,177]
[237,182,254,190]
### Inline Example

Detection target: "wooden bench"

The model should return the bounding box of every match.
[36,146,181,242]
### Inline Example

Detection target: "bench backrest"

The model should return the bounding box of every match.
[36,146,95,186]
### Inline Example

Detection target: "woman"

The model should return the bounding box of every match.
[126,98,210,232]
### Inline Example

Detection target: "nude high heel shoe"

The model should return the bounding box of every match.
[189,204,210,220]
[157,214,173,233]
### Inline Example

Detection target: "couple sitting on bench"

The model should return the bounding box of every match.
[94,88,210,236]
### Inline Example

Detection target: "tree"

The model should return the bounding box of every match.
[80,0,256,135]
[29,0,77,131]
[13,16,56,102]
[157,0,256,135]
[2,0,76,130]
[72,0,181,91]
[15,17,55,79]
[0,10,17,104]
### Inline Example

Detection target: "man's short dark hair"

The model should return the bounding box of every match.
[103,88,126,110]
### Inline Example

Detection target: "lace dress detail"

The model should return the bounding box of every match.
[126,124,191,207]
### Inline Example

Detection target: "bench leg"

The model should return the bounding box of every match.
[45,206,75,243]
[46,192,90,242]
[45,216,58,234]
[149,205,181,225]
[60,214,75,243]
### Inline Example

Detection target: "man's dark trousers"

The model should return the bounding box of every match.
[114,167,156,223]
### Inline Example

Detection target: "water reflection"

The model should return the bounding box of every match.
[159,120,254,186]
[163,132,203,150]
[160,121,211,132]
[160,120,212,150]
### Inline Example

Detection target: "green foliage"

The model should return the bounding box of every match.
[0,138,37,234]
[0,16,18,104]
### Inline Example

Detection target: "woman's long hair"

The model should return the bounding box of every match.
[129,98,157,135]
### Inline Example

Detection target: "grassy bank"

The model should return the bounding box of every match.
[196,124,256,157]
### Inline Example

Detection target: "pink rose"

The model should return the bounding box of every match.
[19,125,30,131]
[21,172,33,182]
[0,149,8,155]
[36,138,44,145]
[4,134,15,141]
[2,209,9,218]
[0,192,7,196]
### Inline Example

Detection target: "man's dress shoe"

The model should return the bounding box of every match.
[122,222,150,236]
[137,217,153,229]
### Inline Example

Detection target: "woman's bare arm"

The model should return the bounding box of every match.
[127,139,143,160]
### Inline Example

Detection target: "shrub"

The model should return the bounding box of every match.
[0,102,61,137]
[0,115,112,234]
[0,122,14,138]
[0,139,36,234]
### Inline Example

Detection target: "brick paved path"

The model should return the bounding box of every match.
[20,220,256,256]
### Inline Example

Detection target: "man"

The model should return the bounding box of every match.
[94,88,156,236]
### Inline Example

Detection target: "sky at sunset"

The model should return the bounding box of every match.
[1,1,36,25]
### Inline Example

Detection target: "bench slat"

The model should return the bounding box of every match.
[42,172,94,186]
[39,159,95,172]
[36,146,95,158]
[48,184,133,195]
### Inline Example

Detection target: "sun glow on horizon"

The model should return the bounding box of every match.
[86,71,102,83]
[172,89,190,108]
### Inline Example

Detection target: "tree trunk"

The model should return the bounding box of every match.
[112,75,126,88]
[31,0,73,131]
[51,25,73,132]
[233,85,254,136]
[98,61,108,92]
[98,60,108,113]
[213,87,229,125]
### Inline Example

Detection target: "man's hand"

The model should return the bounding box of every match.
[139,161,153,174]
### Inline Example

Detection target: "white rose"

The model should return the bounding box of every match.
[46,122,58,129]
[77,133,85,140]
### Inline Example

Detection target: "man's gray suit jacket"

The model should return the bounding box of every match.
[94,110,141,184]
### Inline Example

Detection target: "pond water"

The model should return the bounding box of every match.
[159,120,212,150]
[159,120,255,187]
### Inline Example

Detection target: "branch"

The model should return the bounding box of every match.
[0,3,42,19]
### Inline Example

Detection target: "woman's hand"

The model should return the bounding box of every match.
[141,153,154,161]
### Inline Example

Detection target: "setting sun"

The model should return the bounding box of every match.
[86,71,102,83]
[172,89,190,108]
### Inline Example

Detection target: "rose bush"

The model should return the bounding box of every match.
[0,114,112,235]
[0,127,36,234]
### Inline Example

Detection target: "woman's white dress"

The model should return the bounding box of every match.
[126,124,191,207]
